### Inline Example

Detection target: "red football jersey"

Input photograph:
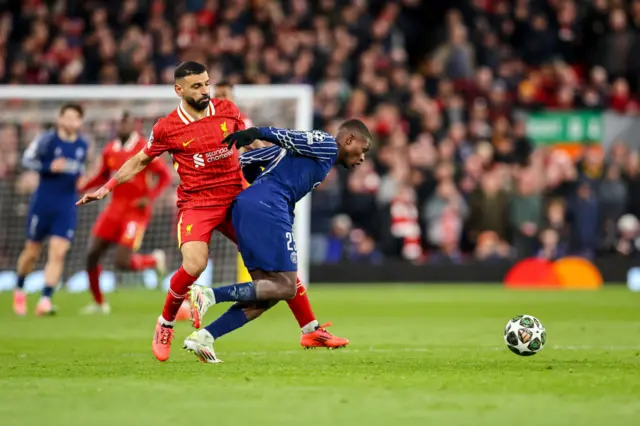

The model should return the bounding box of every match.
[143,99,245,209]
[82,132,172,216]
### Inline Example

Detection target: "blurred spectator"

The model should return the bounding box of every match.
[598,165,628,249]
[424,178,468,261]
[543,198,571,253]
[323,214,353,264]
[474,231,512,262]
[509,170,543,257]
[596,8,631,80]
[569,182,599,259]
[347,230,383,265]
[389,184,422,262]
[468,170,509,243]
[536,228,564,261]
[623,151,640,218]
[616,214,640,257]
[309,169,342,264]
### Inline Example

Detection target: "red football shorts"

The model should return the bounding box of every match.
[176,207,237,247]
[92,208,149,251]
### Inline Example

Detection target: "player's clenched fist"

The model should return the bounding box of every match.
[76,186,111,205]
[224,127,261,150]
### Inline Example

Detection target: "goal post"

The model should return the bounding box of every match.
[0,84,313,291]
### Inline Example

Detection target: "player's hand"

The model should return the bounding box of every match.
[76,186,111,206]
[224,127,261,151]
[51,158,67,173]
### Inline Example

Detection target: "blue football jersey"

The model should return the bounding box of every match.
[238,127,338,215]
[22,129,88,207]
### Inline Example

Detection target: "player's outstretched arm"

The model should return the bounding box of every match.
[225,127,337,160]
[76,150,153,205]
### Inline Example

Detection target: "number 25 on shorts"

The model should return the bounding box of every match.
[285,232,297,251]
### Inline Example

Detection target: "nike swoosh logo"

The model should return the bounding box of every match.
[183,138,196,147]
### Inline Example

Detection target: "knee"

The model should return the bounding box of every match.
[281,278,297,300]
[48,248,67,264]
[182,254,208,277]
[48,243,69,265]
[86,249,102,268]
[114,254,130,270]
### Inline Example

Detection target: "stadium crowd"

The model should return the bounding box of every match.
[2,0,640,266]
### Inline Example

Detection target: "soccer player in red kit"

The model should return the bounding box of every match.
[78,113,172,314]
[78,61,348,361]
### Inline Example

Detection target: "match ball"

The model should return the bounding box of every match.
[504,314,546,356]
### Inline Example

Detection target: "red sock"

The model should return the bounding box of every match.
[130,254,157,271]
[161,266,198,322]
[88,265,103,305]
[286,278,316,328]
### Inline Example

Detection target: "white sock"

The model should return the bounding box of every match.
[199,329,214,341]
[301,320,319,334]
[159,315,176,327]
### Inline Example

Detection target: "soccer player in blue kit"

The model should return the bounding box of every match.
[12,103,88,316]
[184,119,371,363]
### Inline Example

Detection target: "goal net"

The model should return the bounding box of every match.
[0,85,313,293]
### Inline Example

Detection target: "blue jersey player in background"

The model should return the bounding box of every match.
[13,103,88,317]
[185,119,371,363]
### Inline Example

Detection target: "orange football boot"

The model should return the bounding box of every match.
[13,289,27,316]
[175,300,192,322]
[300,322,349,349]
[35,297,55,316]
[152,318,175,361]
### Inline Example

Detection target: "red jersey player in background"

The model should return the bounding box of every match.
[213,81,253,128]
[78,112,172,314]
[77,61,348,362]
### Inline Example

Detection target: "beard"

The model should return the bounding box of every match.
[118,131,132,141]
[185,95,210,111]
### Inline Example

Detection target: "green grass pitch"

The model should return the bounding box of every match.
[1,285,639,426]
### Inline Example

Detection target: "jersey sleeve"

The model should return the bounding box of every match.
[143,120,169,158]
[22,132,54,172]
[239,145,283,183]
[255,127,338,160]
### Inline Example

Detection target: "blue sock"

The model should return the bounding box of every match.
[42,286,54,299]
[212,282,256,303]
[16,275,26,289]
[205,305,249,339]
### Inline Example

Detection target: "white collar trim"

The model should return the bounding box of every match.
[177,101,215,125]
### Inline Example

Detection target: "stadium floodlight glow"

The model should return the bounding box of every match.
[0,84,313,285]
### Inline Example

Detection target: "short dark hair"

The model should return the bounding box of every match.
[174,61,207,80]
[215,80,232,88]
[340,118,372,142]
[59,102,84,118]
